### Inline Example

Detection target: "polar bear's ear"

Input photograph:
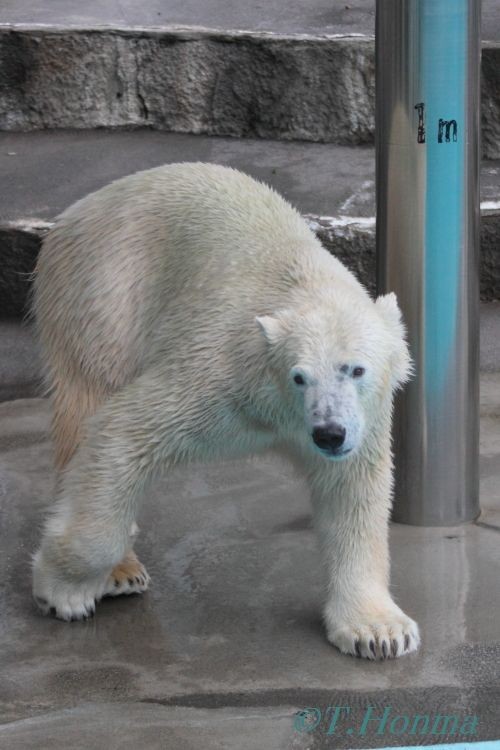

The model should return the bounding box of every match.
[375,292,403,328]
[375,293,413,389]
[255,315,285,345]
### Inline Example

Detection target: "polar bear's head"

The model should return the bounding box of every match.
[256,291,411,460]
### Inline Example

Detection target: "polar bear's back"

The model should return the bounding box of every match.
[34,162,357,392]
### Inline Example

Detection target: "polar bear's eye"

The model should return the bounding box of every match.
[352,366,366,379]
[291,367,309,386]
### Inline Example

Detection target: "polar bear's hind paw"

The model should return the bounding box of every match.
[103,551,150,597]
[33,580,102,622]
[33,549,150,621]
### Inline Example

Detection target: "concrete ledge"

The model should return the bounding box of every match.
[3,210,500,318]
[0,26,499,158]
[310,209,500,302]
[0,130,499,316]
[0,221,50,318]
[0,27,376,145]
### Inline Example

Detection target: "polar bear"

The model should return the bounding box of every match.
[32,162,420,660]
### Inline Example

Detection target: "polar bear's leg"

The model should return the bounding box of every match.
[308,453,420,660]
[32,370,176,620]
[50,371,106,471]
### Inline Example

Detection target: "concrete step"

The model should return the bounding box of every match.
[2,0,500,39]
[0,129,499,317]
[0,1,499,157]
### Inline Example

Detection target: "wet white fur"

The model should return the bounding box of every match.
[32,162,419,658]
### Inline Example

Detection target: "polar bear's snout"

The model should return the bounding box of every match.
[304,379,365,459]
[312,423,348,456]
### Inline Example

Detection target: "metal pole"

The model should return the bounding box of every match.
[376,0,481,525]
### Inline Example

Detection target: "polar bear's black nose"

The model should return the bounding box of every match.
[312,424,346,453]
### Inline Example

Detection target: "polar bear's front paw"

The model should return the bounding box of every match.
[326,611,420,660]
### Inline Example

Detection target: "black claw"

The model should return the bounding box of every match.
[135,576,141,584]
[128,578,134,586]
[114,578,120,588]
[354,640,361,657]
[369,640,376,656]
[382,641,388,659]
[391,638,398,657]
[404,634,410,651]
[49,606,57,617]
